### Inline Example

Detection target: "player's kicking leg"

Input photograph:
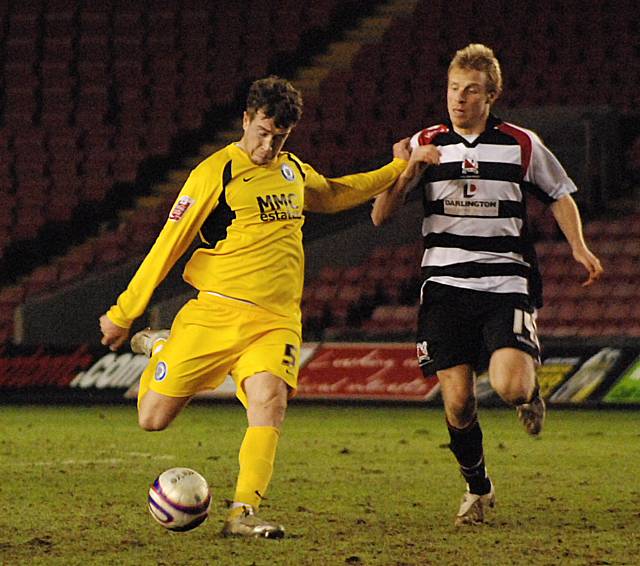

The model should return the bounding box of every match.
[138,389,191,431]
[130,328,190,431]
[130,328,170,357]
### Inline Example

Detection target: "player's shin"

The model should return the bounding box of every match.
[447,416,492,495]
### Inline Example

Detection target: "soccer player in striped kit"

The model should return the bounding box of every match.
[99,76,408,538]
[372,44,603,526]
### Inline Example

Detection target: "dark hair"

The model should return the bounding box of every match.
[246,76,303,129]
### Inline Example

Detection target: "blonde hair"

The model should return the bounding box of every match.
[449,43,503,99]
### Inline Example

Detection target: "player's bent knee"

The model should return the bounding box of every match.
[138,412,171,432]
[493,381,532,406]
[137,391,189,431]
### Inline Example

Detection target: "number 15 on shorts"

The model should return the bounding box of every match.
[513,308,540,350]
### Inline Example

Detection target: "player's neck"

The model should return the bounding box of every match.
[453,121,487,137]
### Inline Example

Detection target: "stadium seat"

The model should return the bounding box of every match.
[23,264,59,297]
[56,243,94,285]
[13,202,47,240]
[361,304,417,336]
[0,285,25,312]
[310,282,338,305]
[93,230,128,267]
[316,265,343,285]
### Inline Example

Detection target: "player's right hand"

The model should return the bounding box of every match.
[410,144,440,166]
[573,247,604,287]
[99,314,130,351]
[401,144,441,180]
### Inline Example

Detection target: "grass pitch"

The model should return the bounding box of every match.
[1,403,639,565]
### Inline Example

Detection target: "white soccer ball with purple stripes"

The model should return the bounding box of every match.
[148,467,212,531]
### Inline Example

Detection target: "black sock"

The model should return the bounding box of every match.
[447,417,491,495]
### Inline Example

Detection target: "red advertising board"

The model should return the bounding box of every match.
[1,340,638,406]
[0,344,95,388]
[297,343,440,401]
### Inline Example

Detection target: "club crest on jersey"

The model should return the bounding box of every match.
[461,158,479,177]
[154,362,168,382]
[169,196,195,221]
[281,163,295,182]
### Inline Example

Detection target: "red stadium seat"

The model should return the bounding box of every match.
[57,253,92,285]
[42,37,73,65]
[13,205,47,241]
[0,323,14,344]
[78,9,110,35]
[113,10,143,38]
[0,285,25,310]
[311,283,338,305]
[317,265,343,285]
[23,264,59,297]
[93,230,128,267]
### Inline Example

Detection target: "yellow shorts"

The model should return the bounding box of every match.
[138,292,302,408]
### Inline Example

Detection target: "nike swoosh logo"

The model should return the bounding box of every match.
[243,176,255,182]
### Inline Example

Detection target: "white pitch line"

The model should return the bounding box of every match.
[2,453,175,468]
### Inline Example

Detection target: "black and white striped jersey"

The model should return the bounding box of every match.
[409,114,577,307]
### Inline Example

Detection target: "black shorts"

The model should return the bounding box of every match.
[416,282,541,374]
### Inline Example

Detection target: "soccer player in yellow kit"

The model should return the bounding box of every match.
[99,76,408,538]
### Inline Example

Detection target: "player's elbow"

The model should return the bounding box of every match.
[371,202,393,226]
[371,210,387,226]
[304,199,340,214]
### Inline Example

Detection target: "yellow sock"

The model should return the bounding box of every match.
[232,426,280,511]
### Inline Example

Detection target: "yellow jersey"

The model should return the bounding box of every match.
[107,143,406,328]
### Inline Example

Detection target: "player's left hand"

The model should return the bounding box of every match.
[99,314,130,351]
[392,138,411,161]
[573,247,604,286]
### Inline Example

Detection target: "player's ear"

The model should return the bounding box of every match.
[242,111,250,131]
[486,91,497,104]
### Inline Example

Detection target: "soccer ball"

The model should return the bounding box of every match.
[148,467,212,532]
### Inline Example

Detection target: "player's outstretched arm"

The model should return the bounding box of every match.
[302,139,411,214]
[550,194,604,286]
[99,314,130,351]
[371,143,441,226]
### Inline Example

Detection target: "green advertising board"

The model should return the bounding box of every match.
[603,356,640,404]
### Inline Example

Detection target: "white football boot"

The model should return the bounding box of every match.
[454,481,496,526]
[221,505,285,539]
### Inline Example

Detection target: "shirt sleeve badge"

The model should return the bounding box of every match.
[168,196,195,221]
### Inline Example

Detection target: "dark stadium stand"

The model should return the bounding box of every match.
[301,207,640,340]
[0,0,352,265]
[0,0,638,344]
